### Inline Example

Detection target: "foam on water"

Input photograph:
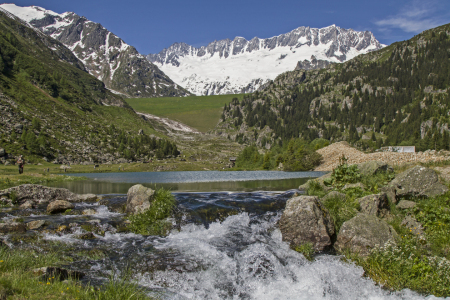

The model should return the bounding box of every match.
[135,213,440,300]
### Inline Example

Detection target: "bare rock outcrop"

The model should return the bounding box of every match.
[315,142,450,171]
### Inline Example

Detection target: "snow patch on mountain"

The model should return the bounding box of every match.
[148,25,385,95]
[1,3,190,98]
[0,4,58,22]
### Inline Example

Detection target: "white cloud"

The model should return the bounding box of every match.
[375,0,448,33]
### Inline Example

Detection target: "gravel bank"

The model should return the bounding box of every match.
[314,142,450,171]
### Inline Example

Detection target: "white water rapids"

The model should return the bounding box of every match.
[132,213,439,300]
[21,191,445,300]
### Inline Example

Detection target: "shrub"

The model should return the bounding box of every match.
[306,180,326,198]
[324,155,360,188]
[128,188,176,236]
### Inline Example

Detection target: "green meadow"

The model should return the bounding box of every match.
[126,94,244,132]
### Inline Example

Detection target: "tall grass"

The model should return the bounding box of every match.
[0,247,154,299]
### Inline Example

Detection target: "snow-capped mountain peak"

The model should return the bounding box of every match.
[0,3,189,98]
[148,25,385,95]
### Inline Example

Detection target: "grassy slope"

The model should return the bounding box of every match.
[126,94,244,132]
[0,11,174,163]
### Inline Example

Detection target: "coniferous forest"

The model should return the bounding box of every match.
[218,24,450,152]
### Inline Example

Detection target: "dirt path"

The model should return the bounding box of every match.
[314,142,450,171]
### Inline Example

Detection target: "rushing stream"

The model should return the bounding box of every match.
[1,172,444,299]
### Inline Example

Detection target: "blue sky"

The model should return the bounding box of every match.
[3,0,450,54]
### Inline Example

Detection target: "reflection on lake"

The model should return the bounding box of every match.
[46,171,326,193]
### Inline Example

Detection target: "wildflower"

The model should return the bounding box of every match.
[0,260,3,262]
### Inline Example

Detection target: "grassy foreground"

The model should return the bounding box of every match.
[0,246,153,299]
[126,94,244,132]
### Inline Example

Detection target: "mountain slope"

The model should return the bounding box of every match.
[0,3,190,98]
[148,25,385,95]
[0,9,178,164]
[215,23,450,152]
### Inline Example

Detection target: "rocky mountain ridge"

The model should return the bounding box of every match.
[148,25,385,95]
[0,4,190,98]
[214,23,450,152]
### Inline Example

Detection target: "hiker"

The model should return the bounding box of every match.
[17,155,24,174]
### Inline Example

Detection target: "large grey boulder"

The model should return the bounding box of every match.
[334,213,398,256]
[279,196,335,251]
[358,193,390,217]
[46,200,74,214]
[357,161,393,177]
[388,166,448,198]
[0,184,97,205]
[0,148,5,157]
[126,184,155,215]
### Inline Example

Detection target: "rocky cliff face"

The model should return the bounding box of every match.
[295,55,333,70]
[0,4,190,98]
[148,25,385,95]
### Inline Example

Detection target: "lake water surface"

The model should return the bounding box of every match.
[48,171,327,193]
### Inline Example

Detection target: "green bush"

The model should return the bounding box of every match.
[128,188,176,236]
[306,180,326,198]
[324,155,360,188]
